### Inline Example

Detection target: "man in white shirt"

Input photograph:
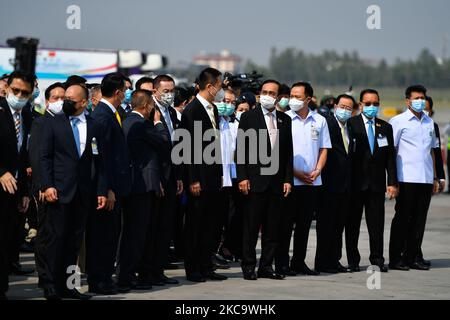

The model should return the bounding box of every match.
[275,82,331,276]
[389,85,440,271]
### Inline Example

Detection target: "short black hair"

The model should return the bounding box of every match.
[67,84,89,100]
[260,79,281,93]
[45,82,65,100]
[426,96,433,110]
[291,81,314,98]
[405,85,427,99]
[7,71,36,88]
[279,84,291,96]
[65,75,87,88]
[131,89,153,110]
[135,77,154,90]
[153,74,175,89]
[336,94,356,106]
[101,72,126,98]
[197,68,222,90]
[174,86,189,107]
[360,88,380,102]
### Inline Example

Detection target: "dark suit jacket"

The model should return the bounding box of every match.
[180,97,223,191]
[29,110,55,194]
[348,114,397,193]
[122,112,169,194]
[236,106,294,195]
[434,123,445,180]
[39,113,108,204]
[321,115,353,194]
[153,100,182,188]
[0,97,32,197]
[91,101,131,197]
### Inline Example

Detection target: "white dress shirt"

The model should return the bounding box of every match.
[361,113,376,143]
[153,97,175,141]
[287,109,331,186]
[389,109,438,184]
[70,112,87,156]
[9,105,23,152]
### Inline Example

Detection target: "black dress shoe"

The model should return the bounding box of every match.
[257,269,285,280]
[149,276,165,286]
[212,254,230,269]
[348,265,361,272]
[377,264,389,273]
[203,271,228,281]
[61,289,92,300]
[44,287,61,300]
[165,263,179,270]
[9,262,35,276]
[316,267,338,274]
[134,280,153,290]
[292,264,320,276]
[116,283,132,293]
[337,263,351,273]
[243,271,257,280]
[389,262,410,271]
[186,273,206,282]
[276,266,297,276]
[417,258,431,267]
[89,282,118,295]
[409,261,430,271]
[160,274,179,285]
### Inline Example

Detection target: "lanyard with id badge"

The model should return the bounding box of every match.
[311,123,320,140]
[91,137,99,155]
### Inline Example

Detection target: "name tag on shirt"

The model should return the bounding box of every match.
[91,137,99,155]
[377,136,388,148]
[311,125,320,140]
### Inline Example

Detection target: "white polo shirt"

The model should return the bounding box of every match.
[389,109,438,184]
[286,109,331,186]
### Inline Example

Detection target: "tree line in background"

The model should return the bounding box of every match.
[244,48,450,88]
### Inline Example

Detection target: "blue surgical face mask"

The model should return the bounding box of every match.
[278,97,289,109]
[335,108,352,122]
[216,102,227,116]
[32,87,40,100]
[362,105,379,119]
[7,92,28,111]
[124,89,133,104]
[410,99,426,113]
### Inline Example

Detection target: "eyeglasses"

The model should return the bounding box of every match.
[10,87,32,97]
[361,102,380,107]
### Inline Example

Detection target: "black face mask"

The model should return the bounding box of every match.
[63,99,78,116]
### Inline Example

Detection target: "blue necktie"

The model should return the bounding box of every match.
[163,107,174,139]
[71,117,81,157]
[367,119,375,154]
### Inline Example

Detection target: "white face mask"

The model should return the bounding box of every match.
[7,92,28,111]
[212,87,225,102]
[47,100,64,114]
[235,111,243,120]
[289,98,306,112]
[160,92,175,107]
[260,95,276,110]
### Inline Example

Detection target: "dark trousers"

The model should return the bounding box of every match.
[213,187,232,253]
[0,191,19,293]
[40,190,90,291]
[242,189,282,272]
[118,192,156,283]
[34,193,50,287]
[223,181,247,259]
[149,182,177,277]
[289,186,319,269]
[274,196,292,271]
[184,190,220,276]
[86,197,124,285]
[173,193,187,259]
[315,191,351,269]
[389,183,433,266]
[346,190,386,266]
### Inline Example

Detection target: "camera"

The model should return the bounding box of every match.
[223,71,263,94]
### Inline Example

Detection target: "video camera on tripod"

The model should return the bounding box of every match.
[223,71,263,94]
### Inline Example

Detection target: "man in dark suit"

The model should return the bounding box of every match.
[87,72,131,295]
[179,68,226,282]
[347,89,398,272]
[0,71,34,300]
[148,75,183,285]
[29,82,66,289]
[237,79,293,280]
[315,94,354,273]
[39,84,107,300]
[117,90,169,292]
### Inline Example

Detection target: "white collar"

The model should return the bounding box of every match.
[334,114,347,128]
[262,106,277,117]
[70,112,87,123]
[197,93,211,108]
[406,108,429,122]
[361,113,375,124]
[101,98,117,114]
[131,110,145,118]
[8,105,22,117]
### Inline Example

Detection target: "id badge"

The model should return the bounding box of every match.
[91,137,99,155]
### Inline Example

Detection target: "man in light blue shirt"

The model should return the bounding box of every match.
[275,82,331,276]
[389,85,440,271]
